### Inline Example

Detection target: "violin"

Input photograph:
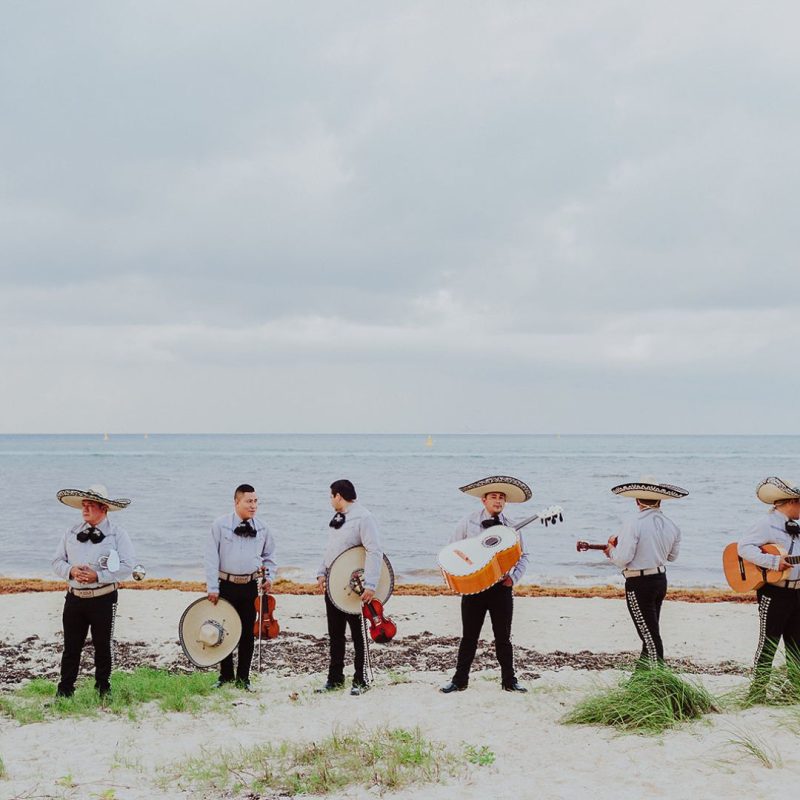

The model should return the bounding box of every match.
[253,591,280,639]
[361,598,396,644]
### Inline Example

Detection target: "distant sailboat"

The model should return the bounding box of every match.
[425,435,433,448]
[103,433,109,441]
[144,433,149,439]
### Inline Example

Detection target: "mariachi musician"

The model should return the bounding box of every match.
[604,479,686,666]
[52,483,136,698]
[205,483,277,691]
[738,477,800,703]
[316,479,384,696]
[440,475,531,694]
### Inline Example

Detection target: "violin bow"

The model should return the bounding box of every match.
[257,566,264,673]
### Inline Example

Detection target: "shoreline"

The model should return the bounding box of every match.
[0,576,754,602]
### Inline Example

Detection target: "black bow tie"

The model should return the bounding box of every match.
[482,516,503,529]
[234,521,256,538]
[329,512,346,529]
[787,520,800,538]
[77,526,105,544]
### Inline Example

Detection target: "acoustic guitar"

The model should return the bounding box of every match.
[438,506,564,595]
[722,542,800,592]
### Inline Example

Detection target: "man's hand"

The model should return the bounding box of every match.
[316,576,326,593]
[501,576,513,587]
[603,535,618,559]
[70,565,98,583]
[778,558,793,572]
[361,588,375,604]
[207,592,219,605]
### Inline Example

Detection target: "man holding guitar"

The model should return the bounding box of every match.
[604,480,686,667]
[440,475,531,694]
[738,477,800,703]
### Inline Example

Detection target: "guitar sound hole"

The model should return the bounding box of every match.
[482,535,501,548]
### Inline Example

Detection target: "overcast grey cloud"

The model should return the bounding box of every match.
[1,1,798,433]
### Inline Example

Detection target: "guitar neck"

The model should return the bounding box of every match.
[513,514,540,531]
[788,555,800,566]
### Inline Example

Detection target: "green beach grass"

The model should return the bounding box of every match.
[563,665,720,734]
[161,726,479,796]
[0,668,222,724]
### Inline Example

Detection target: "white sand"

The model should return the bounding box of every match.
[0,589,796,800]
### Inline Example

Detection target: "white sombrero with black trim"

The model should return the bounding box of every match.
[178,597,243,668]
[56,484,131,512]
[756,477,800,505]
[611,480,688,500]
[459,475,532,504]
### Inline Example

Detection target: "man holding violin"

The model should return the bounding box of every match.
[205,483,277,691]
[316,479,384,696]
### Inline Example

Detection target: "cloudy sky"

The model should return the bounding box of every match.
[1,2,798,434]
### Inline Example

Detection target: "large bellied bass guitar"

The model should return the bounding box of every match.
[438,506,564,595]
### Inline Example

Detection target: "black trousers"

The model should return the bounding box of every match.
[753,584,800,687]
[324,593,366,686]
[624,573,667,665]
[453,582,515,688]
[57,589,118,695]
[218,579,257,682]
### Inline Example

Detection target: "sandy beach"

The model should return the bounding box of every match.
[0,586,797,800]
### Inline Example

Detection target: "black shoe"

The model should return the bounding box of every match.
[315,681,345,693]
[439,681,467,694]
[350,683,370,696]
[235,678,253,692]
[96,685,111,698]
[502,681,528,693]
[55,688,74,699]
[214,678,234,689]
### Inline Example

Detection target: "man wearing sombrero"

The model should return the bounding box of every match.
[738,477,800,702]
[604,479,686,666]
[52,484,136,698]
[441,475,531,694]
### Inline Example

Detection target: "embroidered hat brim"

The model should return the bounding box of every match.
[459,475,532,504]
[611,482,688,500]
[178,597,243,668]
[756,477,800,505]
[57,484,131,512]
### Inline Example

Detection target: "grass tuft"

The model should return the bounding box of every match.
[463,744,495,766]
[0,754,6,779]
[163,726,459,796]
[0,669,220,724]
[724,727,783,768]
[563,665,719,734]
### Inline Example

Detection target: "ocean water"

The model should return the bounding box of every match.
[0,434,797,588]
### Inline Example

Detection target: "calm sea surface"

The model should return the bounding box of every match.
[1,434,797,588]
